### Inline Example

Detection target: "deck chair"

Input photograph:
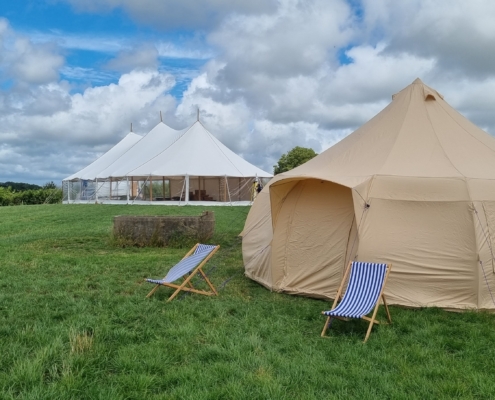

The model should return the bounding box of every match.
[145,243,220,302]
[321,261,392,342]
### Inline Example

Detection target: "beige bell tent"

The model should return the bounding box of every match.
[241,78,495,310]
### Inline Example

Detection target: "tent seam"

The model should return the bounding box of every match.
[378,87,414,175]
[279,181,305,290]
[199,121,245,176]
[123,127,188,177]
[424,102,466,178]
[436,101,495,156]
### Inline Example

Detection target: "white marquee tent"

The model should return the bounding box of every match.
[63,120,272,205]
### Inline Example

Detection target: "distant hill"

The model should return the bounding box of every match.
[0,181,42,191]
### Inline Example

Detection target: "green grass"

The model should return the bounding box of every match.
[1,204,495,399]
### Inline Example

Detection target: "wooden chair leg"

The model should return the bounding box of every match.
[167,271,197,302]
[364,318,375,343]
[198,268,218,295]
[183,276,195,289]
[146,284,161,298]
[321,316,332,337]
[364,301,382,343]
[382,295,391,323]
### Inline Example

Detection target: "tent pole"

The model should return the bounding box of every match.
[149,175,152,202]
[226,176,232,205]
[67,181,71,203]
[95,178,98,203]
[132,177,135,200]
[223,175,227,203]
[126,177,129,204]
[110,177,112,200]
[185,174,190,204]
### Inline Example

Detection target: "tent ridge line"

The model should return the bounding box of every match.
[377,87,416,176]
[64,132,142,181]
[435,100,495,157]
[199,121,245,176]
[96,124,163,179]
[124,126,190,177]
[424,99,467,180]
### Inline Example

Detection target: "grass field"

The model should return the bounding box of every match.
[1,204,495,399]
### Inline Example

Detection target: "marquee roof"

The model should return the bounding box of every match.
[64,132,141,181]
[127,121,272,178]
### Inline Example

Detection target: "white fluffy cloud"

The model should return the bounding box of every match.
[174,0,495,172]
[0,68,177,182]
[3,1,495,183]
[0,19,64,85]
[361,0,495,77]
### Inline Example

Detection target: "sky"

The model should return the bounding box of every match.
[1,0,495,185]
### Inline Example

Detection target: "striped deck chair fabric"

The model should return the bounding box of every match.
[321,261,392,342]
[145,243,220,302]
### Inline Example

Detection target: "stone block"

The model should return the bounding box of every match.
[113,211,215,246]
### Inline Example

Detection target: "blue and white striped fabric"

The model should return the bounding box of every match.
[146,244,217,284]
[323,262,388,319]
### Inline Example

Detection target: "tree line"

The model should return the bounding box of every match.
[0,182,62,206]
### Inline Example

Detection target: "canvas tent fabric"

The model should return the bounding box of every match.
[64,132,142,181]
[63,120,272,205]
[128,121,272,178]
[96,122,184,179]
[241,78,495,311]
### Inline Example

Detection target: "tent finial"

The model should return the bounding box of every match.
[197,108,199,122]
[160,111,163,122]
[130,122,133,132]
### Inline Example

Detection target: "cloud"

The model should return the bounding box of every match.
[172,0,495,174]
[105,44,159,72]
[156,41,214,60]
[4,1,495,183]
[29,30,127,53]
[10,39,64,84]
[62,0,278,31]
[361,0,495,78]
[0,69,178,182]
[0,19,64,85]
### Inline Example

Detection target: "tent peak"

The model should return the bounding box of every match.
[392,78,444,101]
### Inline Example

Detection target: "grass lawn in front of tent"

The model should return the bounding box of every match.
[1,204,495,399]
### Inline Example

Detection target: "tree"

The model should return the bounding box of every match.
[43,181,57,189]
[273,146,317,175]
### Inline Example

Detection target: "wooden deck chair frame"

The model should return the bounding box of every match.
[145,243,220,302]
[321,261,392,343]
